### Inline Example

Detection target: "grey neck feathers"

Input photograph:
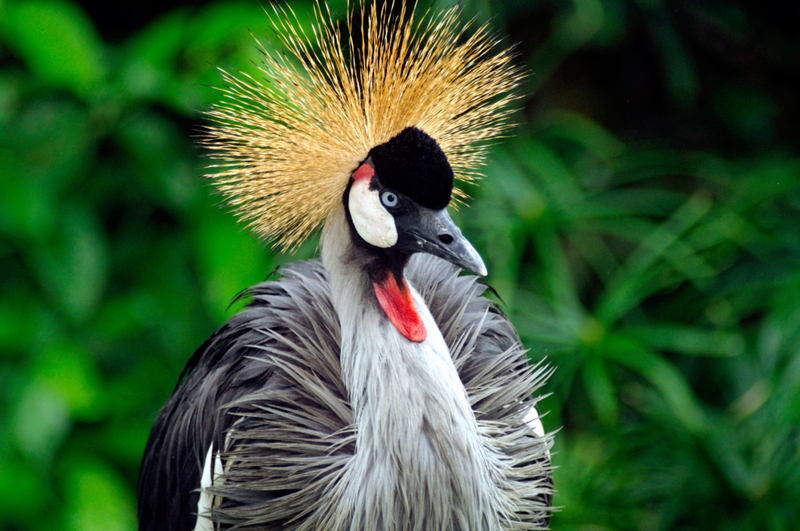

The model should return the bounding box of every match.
[320,207,505,531]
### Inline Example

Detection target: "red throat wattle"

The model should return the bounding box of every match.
[372,274,427,342]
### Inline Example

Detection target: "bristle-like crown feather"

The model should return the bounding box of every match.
[203,1,524,250]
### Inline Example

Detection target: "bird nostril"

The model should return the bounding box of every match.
[438,234,454,245]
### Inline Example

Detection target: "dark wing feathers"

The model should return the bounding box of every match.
[138,256,552,531]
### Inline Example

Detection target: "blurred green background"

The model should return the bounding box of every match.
[1,0,799,529]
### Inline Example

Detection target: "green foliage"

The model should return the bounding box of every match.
[1,0,798,529]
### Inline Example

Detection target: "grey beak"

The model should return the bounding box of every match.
[404,207,487,277]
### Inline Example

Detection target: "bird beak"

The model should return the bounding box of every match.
[405,207,488,277]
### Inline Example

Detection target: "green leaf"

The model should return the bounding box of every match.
[1,0,106,98]
[487,144,547,222]
[534,109,625,161]
[0,98,93,242]
[512,137,583,214]
[62,457,136,531]
[0,454,51,518]
[596,191,713,325]
[624,323,744,357]
[29,206,109,322]
[583,355,619,425]
[35,340,105,420]
[12,379,70,462]
[651,12,697,107]
[532,217,583,315]
[124,9,189,71]
[191,205,276,321]
[600,333,707,434]
[118,9,189,102]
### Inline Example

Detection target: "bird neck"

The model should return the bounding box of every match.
[320,207,502,529]
[322,206,463,406]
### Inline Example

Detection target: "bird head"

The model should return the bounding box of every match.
[202,1,522,255]
[202,2,522,341]
[345,126,486,277]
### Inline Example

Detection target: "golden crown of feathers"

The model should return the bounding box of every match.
[202,1,524,250]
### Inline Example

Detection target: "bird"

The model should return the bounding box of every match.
[137,2,554,530]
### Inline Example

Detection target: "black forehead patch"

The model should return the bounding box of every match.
[367,127,453,210]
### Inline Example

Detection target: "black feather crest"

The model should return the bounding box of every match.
[368,127,454,210]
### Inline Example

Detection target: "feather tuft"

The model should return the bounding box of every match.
[201,0,524,250]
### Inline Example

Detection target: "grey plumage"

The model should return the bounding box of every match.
[141,247,552,530]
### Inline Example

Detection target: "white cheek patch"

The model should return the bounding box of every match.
[349,177,398,248]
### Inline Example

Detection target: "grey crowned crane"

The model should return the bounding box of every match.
[137,2,554,530]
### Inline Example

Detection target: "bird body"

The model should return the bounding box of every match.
[140,252,552,530]
[138,3,553,530]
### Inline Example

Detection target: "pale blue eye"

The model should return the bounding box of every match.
[381,190,398,208]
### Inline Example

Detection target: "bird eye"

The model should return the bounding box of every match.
[380,190,399,208]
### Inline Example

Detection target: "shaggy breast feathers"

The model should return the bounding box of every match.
[138,255,552,530]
